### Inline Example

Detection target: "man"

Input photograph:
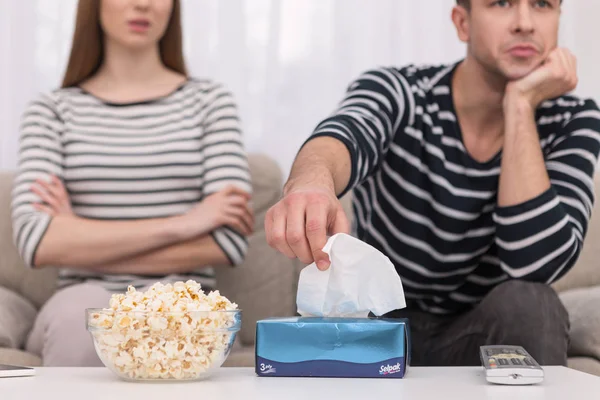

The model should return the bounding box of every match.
[265,0,600,366]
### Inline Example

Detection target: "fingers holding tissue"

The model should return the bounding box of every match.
[296,234,406,318]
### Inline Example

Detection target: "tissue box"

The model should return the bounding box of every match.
[255,317,410,378]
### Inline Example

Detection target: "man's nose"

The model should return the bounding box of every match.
[512,2,535,35]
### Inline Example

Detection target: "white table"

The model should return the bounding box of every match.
[2,367,599,400]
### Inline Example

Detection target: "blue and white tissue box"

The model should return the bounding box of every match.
[255,317,410,378]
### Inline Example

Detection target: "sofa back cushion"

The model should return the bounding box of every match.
[0,172,58,309]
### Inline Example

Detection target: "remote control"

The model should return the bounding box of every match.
[480,345,544,385]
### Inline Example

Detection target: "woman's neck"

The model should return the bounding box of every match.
[80,38,186,103]
[96,39,167,86]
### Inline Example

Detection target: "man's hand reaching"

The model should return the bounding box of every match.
[265,187,350,271]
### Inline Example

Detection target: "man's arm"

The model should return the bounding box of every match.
[284,136,352,197]
[498,49,579,206]
[267,68,409,269]
[271,137,353,269]
[497,98,551,207]
[495,49,600,283]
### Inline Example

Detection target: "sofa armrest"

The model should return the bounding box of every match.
[560,286,600,361]
[0,286,37,349]
[215,154,300,346]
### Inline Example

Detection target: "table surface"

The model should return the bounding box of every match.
[2,366,600,400]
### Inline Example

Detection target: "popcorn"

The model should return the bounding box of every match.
[88,280,238,380]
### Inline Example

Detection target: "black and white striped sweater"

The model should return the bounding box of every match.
[309,63,600,314]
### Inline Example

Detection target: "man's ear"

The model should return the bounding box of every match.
[452,6,470,43]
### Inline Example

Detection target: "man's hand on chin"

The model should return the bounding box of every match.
[504,48,579,110]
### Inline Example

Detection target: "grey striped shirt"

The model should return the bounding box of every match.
[11,78,251,292]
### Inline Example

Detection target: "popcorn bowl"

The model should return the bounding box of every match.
[86,309,241,382]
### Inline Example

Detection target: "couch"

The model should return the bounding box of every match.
[1,154,599,376]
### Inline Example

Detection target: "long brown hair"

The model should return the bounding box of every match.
[61,0,187,88]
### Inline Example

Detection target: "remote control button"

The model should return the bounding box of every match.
[498,358,509,366]
[524,358,533,366]
[511,358,522,365]
[487,349,494,357]
[516,349,526,356]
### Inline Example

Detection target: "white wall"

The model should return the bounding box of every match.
[560,0,600,103]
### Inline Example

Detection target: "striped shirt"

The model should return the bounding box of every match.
[309,63,600,314]
[11,78,251,292]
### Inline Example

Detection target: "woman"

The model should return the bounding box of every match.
[11,0,253,367]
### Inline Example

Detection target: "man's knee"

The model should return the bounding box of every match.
[480,281,569,364]
[485,280,568,329]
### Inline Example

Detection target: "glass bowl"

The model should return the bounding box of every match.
[86,308,241,381]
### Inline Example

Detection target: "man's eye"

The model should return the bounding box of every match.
[534,0,552,8]
[493,0,511,8]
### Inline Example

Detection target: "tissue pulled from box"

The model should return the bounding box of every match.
[296,233,406,317]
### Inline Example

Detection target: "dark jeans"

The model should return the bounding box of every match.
[384,281,570,366]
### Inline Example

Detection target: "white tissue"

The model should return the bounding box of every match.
[296,233,406,318]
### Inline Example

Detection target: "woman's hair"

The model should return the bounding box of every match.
[61,0,187,88]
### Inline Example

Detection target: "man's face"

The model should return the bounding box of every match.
[463,0,561,81]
